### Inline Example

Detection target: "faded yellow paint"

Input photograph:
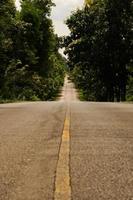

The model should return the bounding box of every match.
[54,110,71,200]
[62,132,69,142]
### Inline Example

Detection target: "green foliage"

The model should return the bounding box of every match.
[0,0,65,102]
[0,0,16,91]
[127,65,133,101]
[64,0,133,102]
[127,78,133,101]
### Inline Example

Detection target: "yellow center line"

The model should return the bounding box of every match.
[54,107,71,200]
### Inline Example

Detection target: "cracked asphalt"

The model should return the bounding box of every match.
[0,77,133,200]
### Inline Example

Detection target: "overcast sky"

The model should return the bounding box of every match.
[15,0,83,36]
[51,0,83,36]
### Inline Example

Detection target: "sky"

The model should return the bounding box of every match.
[15,0,83,36]
[51,0,83,36]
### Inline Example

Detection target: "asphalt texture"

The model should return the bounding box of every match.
[70,102,133,200]
[0,77,133,200]
[0,102,66,200]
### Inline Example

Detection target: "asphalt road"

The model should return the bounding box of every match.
[0,77,133,200]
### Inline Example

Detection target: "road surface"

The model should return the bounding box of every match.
[0,77,133,200]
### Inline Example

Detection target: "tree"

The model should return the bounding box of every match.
[0,0,65,101]
[105,0,133,101]
[0,0,16,96]
[64,0,133,101]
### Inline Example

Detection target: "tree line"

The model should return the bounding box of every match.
[0,0,65,102]
[64,0,133,102]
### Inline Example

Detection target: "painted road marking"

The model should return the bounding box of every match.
[54,108,71,200]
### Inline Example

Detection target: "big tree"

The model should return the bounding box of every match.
[105,0,133,101]
[64,0,133,101]
[64,0,112,101]
[0,0,16,95]
[0,0,65,101]
[19,0,55,75]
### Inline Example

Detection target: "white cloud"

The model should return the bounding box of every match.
[51,0,83,36]
[15,0,21,10]
[52,20,70,36]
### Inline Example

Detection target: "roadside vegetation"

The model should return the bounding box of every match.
[64,0,133,102]
[0,0,66,102]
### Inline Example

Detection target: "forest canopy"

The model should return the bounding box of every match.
[0,0,65,102]
[64,0,133,102]
[0,0,132,102]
